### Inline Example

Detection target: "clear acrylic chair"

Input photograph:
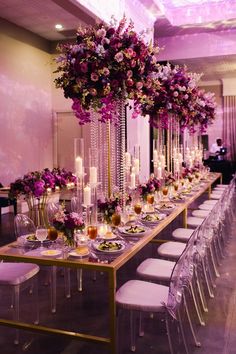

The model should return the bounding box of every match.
[0,261,39,344]
[116,234,201,353]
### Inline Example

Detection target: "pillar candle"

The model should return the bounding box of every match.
[133,158,139,175]
[157,166,162,179]
[160,155,165,169]
[75,156,83,176]
[153,149,158,162]
[89,166,97,184]
[83,185,91,206]
[130,172,136,189]
[125,152,131,167]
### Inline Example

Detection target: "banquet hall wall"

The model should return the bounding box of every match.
[0,19,53,186]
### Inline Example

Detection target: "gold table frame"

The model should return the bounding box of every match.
[0,173,222,354]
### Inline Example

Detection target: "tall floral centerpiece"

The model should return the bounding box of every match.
[10,168,76,226]
[54,16,159,205]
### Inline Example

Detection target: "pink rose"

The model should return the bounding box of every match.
[89,88,97,96]
[91,73,99,82]
[127,70,133,78]
[130,59,136,68]
[173,91,179,97]
[102,67,110,76]
[126,78,134,87]
[96,28,106,38]
[114,51,124,62]
[136,81,143,90]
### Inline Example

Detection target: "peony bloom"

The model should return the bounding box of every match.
[91,73,99,82]
[114,51,124,62]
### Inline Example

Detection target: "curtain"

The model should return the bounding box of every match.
[223,96,236,162]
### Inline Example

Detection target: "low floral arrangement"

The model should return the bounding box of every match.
[54,16,159,125]
[137,175,161,198]
[164,172,176,186]
[10,168,76,199]
[182,166,200,178]
[53,206,85,246]
[97,196,122,224]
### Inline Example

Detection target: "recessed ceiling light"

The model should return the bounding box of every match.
[55,24,63,30]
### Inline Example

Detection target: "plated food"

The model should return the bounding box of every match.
[94,240,125,253]
[156,202,175,210]
[25,234,50,243]
[118,225,147,236]
[141,213,165,223]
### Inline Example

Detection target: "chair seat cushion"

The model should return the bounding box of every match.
[0,263,40,285]
[157,241,186,260]
[192,210,210,219]
[210,194,221,200]
[172,228,194,241]
[137,258,175,282]
[116,280,169,312]
[187,216,203,227]
[203,200,218,205]
[199,204,214,210]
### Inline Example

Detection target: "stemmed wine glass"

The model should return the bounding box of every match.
[35,225,48,249]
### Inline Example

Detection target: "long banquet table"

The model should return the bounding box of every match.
[0,172,222,354]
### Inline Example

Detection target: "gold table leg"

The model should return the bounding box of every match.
[183,208,187,228]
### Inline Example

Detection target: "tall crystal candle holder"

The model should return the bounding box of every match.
[90,182,100,225]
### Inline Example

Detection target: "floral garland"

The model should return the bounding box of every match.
[54,17,159,125]
[10,168,76,199]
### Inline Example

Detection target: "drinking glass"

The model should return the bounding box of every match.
[162,186,169,201]
[48,227,58,242]
[111,213,121,227]
[87,225,98,240]
[146,194,154,204]
[35,225,48,248]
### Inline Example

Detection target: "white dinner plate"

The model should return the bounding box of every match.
[40,249,62,258]
[118,225,148,236]
[93,240,126,254]
[69,249,90,258]
[156,203,176,212]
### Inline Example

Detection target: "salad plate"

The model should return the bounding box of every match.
[141,213,166,224]
[93,240,126,254]
[118,225,148,236]
[23,234,51,244]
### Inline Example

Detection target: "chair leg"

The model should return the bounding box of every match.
[195,266,208,313]
[33,278,39,325]
[189,281,205,326]
[77,269,83,292]
[50,266,57,313]
[130,310,136,352]
[138,312,144,337]
[183,292,201,348]
[64,268,71,298]
[13,285,20,345]
[165,312,177,354]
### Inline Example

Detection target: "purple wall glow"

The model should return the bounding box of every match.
[0,33,53,186]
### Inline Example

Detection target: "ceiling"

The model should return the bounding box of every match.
[0,0,236,82]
